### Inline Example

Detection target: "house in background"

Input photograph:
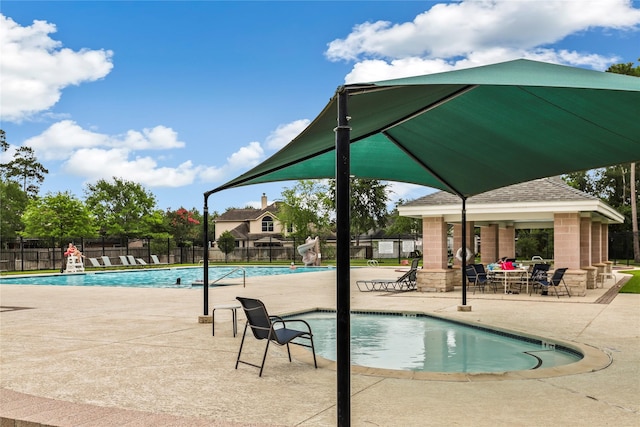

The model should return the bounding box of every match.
[213,194,289,248]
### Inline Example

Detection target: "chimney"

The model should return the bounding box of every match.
[261,193,267,209]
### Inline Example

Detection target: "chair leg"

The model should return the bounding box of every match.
[259,339,271,377]
[562,280,571,297]
[235,322,250,369]
[285,342,292,362]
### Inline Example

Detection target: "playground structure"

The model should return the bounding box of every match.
[297,236,321,266]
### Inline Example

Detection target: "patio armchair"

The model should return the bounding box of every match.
[466,264,497,294]
[235,297,317,377]
[531,268,570,298]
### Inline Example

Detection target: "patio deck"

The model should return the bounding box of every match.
[1,267,638,426]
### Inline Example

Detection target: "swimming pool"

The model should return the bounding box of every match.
[293,311,582,373]
[0,266,327,288]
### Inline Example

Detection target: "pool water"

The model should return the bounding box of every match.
[294,311,581,373]
[0,266,327,288]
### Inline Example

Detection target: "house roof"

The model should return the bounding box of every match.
[216,203,279,222]
[399,177,624,227]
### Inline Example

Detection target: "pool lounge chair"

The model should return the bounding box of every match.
[101,256,114,267]
[88,257,104,268]
[119,255,132,266]
[126,255,138,266]
[136,258,148,266]
[235,296,317,377]
[356,258,419,292]
[151,254,166,265]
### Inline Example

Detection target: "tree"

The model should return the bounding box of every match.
[385,199,422,237]
[84,177,157,238]
[0,129,8,155]
[3,146,48,197]
[278,180,333,240]
[328,178,389,245]
[21,191,97,240]
[217,230,236,263]
[605,58,639,262]
[0,180,29,242]
[166,207,201,245]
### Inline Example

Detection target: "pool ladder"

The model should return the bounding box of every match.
[209,266,246,288]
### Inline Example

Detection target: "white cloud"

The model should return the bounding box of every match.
[327,0,640,83]
[0,14,114,122]
[226,141,264,170]
[265,119,310,150]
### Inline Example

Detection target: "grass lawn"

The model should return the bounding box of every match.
[619,270,640,293]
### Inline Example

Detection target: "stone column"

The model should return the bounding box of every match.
[555,212,586,295]
[591,221,603,264]
[580,217,592,268]
[498,226,515,259]
[418,216,455,292]
[601,223,609,262]
[480,224,499,265]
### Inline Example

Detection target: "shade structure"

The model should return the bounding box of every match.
[204,59,640,426]
[210,59,640,199]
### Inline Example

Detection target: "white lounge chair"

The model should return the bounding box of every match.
[151,254,165,265]
[88,257,104,268]
[126,255,137,266]
[101,256,114,267]
[119,255,131,266]
[136,258,148,265]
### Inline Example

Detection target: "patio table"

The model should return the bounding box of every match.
[489,269,529,294]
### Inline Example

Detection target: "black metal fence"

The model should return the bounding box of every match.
[609,231,639,266]
[0,235,423,272]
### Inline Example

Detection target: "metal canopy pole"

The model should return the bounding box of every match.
[461,197,468,307]
[203,194,210,316]
[335,87,351,426]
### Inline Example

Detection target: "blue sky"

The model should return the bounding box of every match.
[2,1,639,214]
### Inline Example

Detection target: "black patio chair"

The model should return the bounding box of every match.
[235,297,317,376]
[531,268,570,298]
[518,263,550,293]
[466,264,496,294]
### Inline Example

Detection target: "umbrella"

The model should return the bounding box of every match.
[203,59,640,425]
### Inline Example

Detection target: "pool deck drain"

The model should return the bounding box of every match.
[1,268,638,426]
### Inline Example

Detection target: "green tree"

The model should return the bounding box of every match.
[166,207,201,246]
[3,146,48,197]
[0,180,29,242]
[217,230,236,263]
[328,178,389,245]
[278,180,333,240]
[385,199,422,237]
[84,177,157,238]
[21,191,97,239]
[0,130,7,152]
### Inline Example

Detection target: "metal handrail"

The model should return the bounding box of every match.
[208,266,246,288]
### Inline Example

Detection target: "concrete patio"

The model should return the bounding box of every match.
[1,266,638,426]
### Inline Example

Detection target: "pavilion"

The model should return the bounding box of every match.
[398,176,624,295]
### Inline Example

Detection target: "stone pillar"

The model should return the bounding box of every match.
[601,224,609,262]
[580,217,592,267]
[498,226,515,259]
[452,222,474,267]
[422,217,448,269]
[480,224,498,265]
[418,216,456,292]
[591,221,602,264]
[555,213,586,294]
[554,213,581,269]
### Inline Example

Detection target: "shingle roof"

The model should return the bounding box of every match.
[217,203,279,221]
[403,177,599,207]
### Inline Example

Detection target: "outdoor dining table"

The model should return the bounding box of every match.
[489,268,529,294]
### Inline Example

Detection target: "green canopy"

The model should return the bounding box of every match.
[209,59,640,198]
[204,59,640,425]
